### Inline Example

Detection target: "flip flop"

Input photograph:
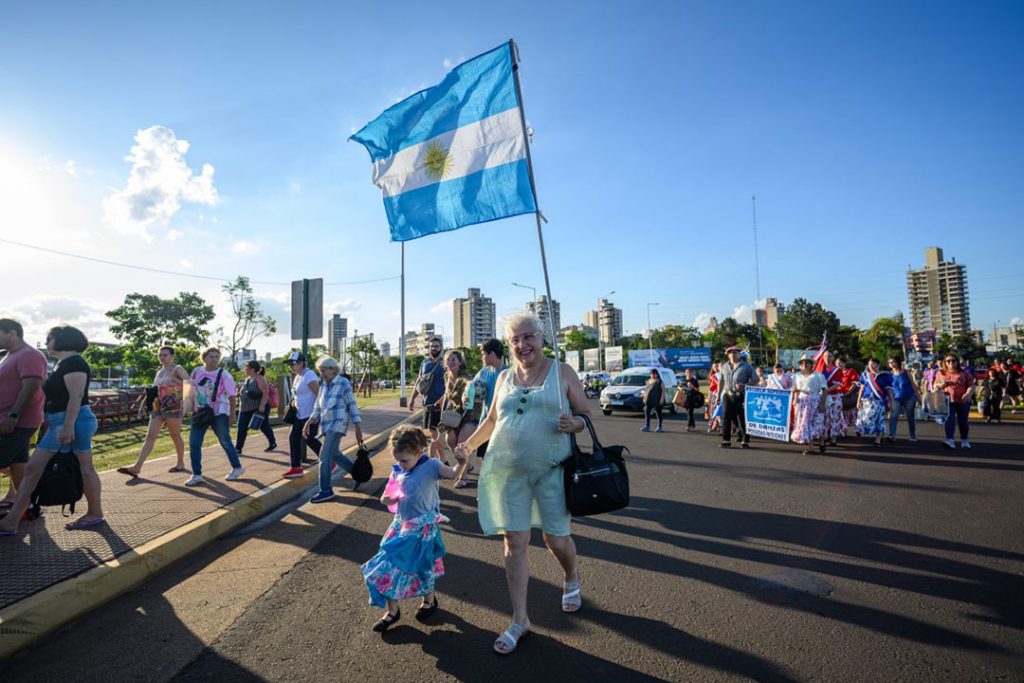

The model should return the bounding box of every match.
[493,622,529,655]
[167,466,187,473]
[65,517,106,531]
[562,579,582,612]
[116,467,139,479]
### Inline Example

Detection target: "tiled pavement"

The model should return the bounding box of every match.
[0,401,413,610]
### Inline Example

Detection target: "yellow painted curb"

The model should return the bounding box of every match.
[0,410,422,661]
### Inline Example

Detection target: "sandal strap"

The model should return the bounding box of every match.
[562,588,581,599]
[494,622,527,651]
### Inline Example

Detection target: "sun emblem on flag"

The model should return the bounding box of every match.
[423,141,453,181]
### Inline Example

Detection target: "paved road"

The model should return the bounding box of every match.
[3,404,1022,681]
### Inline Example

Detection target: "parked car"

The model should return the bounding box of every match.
[600,367,679,416]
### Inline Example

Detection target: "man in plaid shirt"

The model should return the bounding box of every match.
[304,357,364,503]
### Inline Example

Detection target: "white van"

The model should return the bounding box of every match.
[599,366,679,416]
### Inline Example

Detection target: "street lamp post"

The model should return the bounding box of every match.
[647,302,659,355]
[511,281,537,306]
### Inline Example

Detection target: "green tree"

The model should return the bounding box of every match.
[563,330,598,352]
[859,314,906,363]
[775,298,841,350]
[107,292,214,348]
[650,324,702,349]
[219,276,277,369]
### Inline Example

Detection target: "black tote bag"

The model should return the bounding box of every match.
[562,415,630,517]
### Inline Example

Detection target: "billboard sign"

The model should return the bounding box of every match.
[605,346,623,372]
[628,348,712,370]
[564,350,580,371]
[583,348,600,371]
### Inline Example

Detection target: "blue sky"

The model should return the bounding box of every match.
[2,1,1022,353]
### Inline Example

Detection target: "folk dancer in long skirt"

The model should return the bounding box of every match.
[856,358,893,447]
[838,357,860,435]
[820,351,847,445]
[790,354,827,454]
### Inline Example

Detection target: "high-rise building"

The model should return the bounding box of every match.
[527,295,561,341]
[583,310,599,329]
[765,297,780,329]
[597,298,623,345]
[379,342,391,358]
[234,349,256,368]
[404,323,438,356]
[328,314,348,359]
[704,316,719,335]
[907,247,970,336]
[453,288,496,348]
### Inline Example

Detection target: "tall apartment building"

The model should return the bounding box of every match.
[404,323,438,356]
[583,310,599,329]
[527,295,561,341]
[379,342,391,358]
[597,298,623,345]
[906,247,970,336]
[751,297,780,328]
[327,314,348,359]
[453,288,496,348]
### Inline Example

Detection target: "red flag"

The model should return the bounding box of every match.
[811,334,828,374]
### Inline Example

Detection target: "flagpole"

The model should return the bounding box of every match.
[399,242,407,407]
[510,39,567,415]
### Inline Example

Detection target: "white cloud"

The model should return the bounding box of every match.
[230,240,262,255]
[692,312,714,329]
[165,229,183,241]
[1010,317,1023,327]
[326,298,361,314]
[0,295,112,343]
[103,125,218,240]
[179,259,193,270]
[431,298,454,315]
[732,304,754,323]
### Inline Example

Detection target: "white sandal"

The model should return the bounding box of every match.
[562,579,582,613]
[493,622,529,655]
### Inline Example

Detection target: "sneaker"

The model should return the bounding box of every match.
[184,474,204,487]
[960,440,971,449]
[943,439,955,449]
[265,444,278,452]
[719,441,732,448]
[225,467,245,481]
[640,426,649,432]
[908,437,917,443]
[309,490,336,504]
[655,427,664,433]
[283,467,305,479]
[740,441,750,449]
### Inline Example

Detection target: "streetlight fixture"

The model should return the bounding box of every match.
[647,302,659,355]
[511,281,537,307]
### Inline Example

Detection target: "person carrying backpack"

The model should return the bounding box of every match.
[0,326,103,534]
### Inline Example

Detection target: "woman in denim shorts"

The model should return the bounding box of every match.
[0,326,104,534]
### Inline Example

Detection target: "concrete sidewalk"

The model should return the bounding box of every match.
[0,400,419,659]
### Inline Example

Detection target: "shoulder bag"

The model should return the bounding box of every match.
[191,370,223,429]
[415,360,440,396]
[561,415,630,517]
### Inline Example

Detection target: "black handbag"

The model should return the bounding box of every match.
[562,415,630,517]
[191,370,223,429]
[282,404,298,424]
[350,442,373,483]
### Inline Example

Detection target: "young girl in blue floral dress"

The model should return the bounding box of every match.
[361,425,456,632]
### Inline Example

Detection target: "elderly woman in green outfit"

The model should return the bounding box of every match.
[455,311,591,656]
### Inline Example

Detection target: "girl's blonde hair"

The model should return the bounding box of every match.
[389,424,430,455]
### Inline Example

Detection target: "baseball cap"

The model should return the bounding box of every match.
[725,345,741,353]
[285,351,306,364]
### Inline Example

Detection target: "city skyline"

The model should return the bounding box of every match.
[2,3,1022,355]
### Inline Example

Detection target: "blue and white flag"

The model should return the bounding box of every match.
[350,42,537,242]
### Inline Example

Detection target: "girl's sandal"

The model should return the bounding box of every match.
[493,622,529,655]
[562,579,582,613]
[371,608,401,633]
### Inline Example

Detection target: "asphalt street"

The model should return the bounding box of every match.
[4,403,1023,682]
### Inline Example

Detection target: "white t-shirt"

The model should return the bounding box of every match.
[792,372,826,396]
[292,368,320,419]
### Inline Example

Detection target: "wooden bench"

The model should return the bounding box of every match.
[89,391,147,432]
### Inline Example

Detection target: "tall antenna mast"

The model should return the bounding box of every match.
[752,195,764,361]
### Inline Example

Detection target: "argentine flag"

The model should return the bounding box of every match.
[350,42,537,242]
